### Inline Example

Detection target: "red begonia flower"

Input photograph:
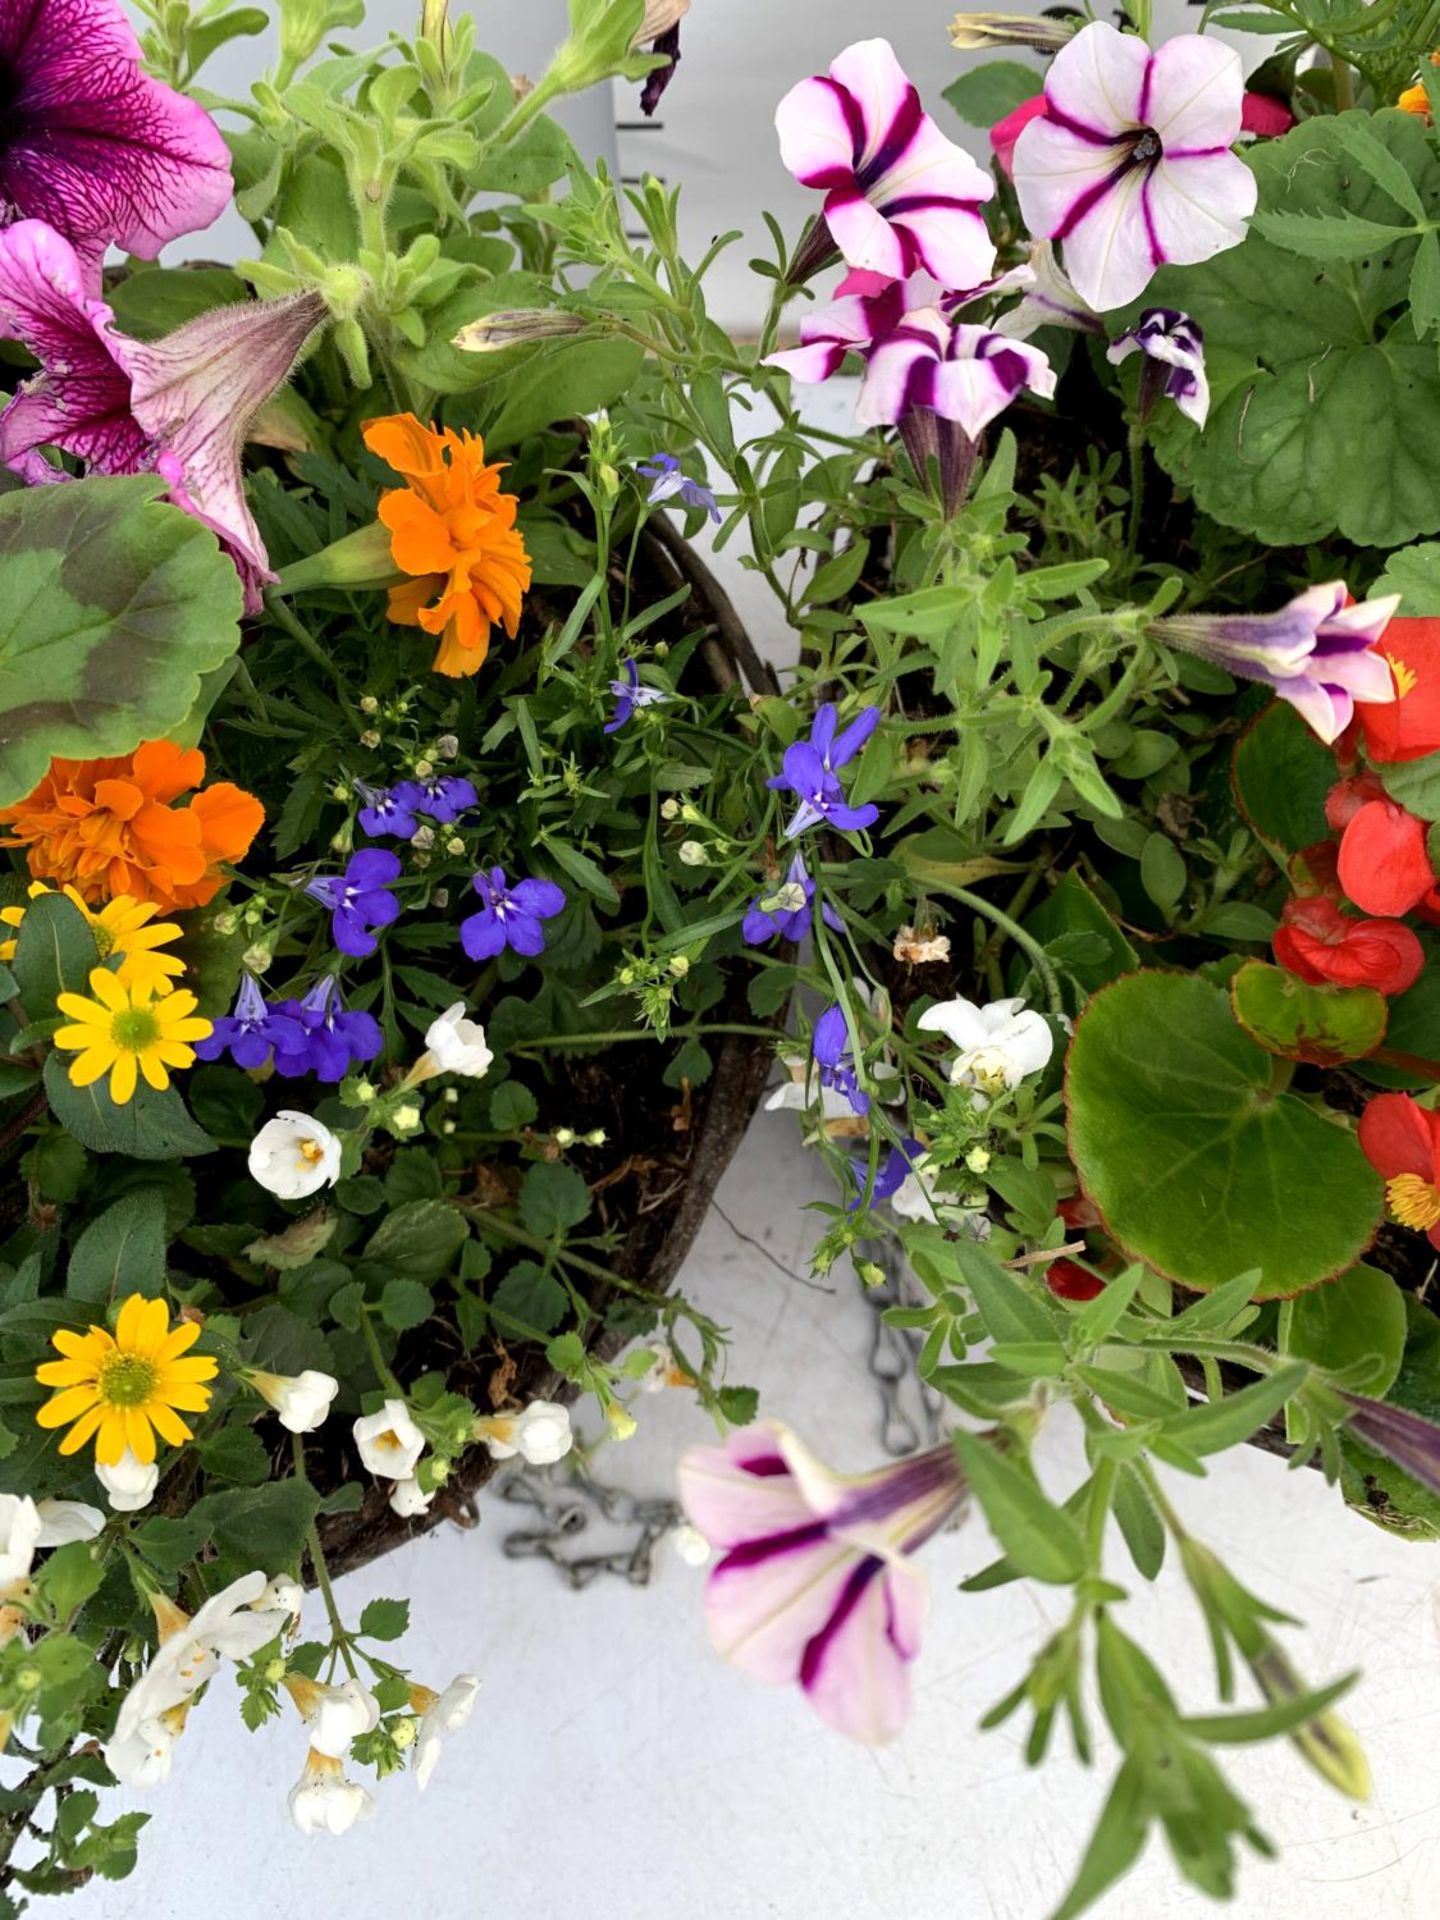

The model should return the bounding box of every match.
[1337,798,1435,916]
[1273,895,1424,995]
[1357,617,1440,764]
[1045,1258,1106,1302]
[1358,1093,1440,1247]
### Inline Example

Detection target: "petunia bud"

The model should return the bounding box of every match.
[948,11,1073,50]
[451,309,590,353]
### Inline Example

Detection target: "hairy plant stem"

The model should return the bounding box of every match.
[293,1433,358,1679]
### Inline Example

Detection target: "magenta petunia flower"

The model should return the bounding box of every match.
[1012,22,1256,313]
[0,0,232,272]
[856,312,1055,438]
[775,38,996,291]
[0,221,326,611]
[678,1422,966,1745]
[765,276,924,385]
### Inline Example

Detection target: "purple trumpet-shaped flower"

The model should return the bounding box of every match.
[813,1002,869,1115]
[1012,22,1256,313]
[1341,1393,1440,1499]
[767,702,881,839]
[305,849,403,959]
[765,277,924,387]
[990,242,1102,341]
[460,867,566,961]
[741,852,844,947]
[637,453,720,523]
[1107,307,1209,429]
[271,976,383,1083]
[677,1422,966,1744]
[847,1135,923,1212]
[0,221,326,610]
[1153,585,1399,746]
[604,658,670,734]
[392,774,478,824]
[193,974,304,1072]
[355,782,421,841]
[0,0,231,274]
[856,313,1056,439]
[776,38,995,292]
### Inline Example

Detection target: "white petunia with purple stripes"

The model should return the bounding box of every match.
[855,311,1056,437]
[1011,22,1256,313]
[775,38,996,292]
[678,1422,966,1745]
[1107,306,1210,427]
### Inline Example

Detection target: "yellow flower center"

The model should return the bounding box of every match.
[1387,1172,1440,1231]
[98,1351,159,1408]
[111,1006,160,1053]
[1388,652,1419,699]
[297,1138,326,1168]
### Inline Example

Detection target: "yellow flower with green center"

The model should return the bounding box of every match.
[1,883,186,997]
[53,968,212,1104]
[34,1293,218,1464]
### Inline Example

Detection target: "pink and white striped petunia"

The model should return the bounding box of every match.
[775,38,996,291]
[1107,307,1209,427]
[1011,22,1257,313]
[678,1422,966,1745]
[764,277,927,385]
[856,311,1055,438]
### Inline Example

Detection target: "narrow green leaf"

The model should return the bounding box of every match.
[953,1432,1089,1585]
[1160,1362,1308,1457]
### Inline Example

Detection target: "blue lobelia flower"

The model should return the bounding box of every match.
[393,774,478,824]
[271,976,384,1083]
[637,453,720,523]
[305,848,403,958]
[847,1135,923,1212]
[767,702,881,839]
[355,781,421,840]
[741,852,844,947]
[460,867,567,961]
[604,658,670,734]
[812,1001,869,1115]
[193,974,303,1071]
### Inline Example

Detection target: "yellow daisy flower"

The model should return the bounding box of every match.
[53,968,212,1105]
[1,883,186,997]
[35,1293,218,1465]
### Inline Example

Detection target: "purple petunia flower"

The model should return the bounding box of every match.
[637,454,720,524]
[460,867,567,961]
[813,1002,869,1115]
[193,974,304,1072]
[271,976,384,1083]
[0,0,232,276]
[0,221,326,611]
[847,1135,923,1213]
[355,781,420,840]
[392,774,478,824]
[306,849,403,959]
[604,659,670,734]
[767,703,881,840]
[1106,307,1209,429]
[741,852,844,947]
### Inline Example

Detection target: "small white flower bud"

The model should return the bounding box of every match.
[411,824,435,850]
[212,910,238,935]
[660,799,681,821]
[678,840,706,867]
[359,728,381,749]
[242,943,272,974]
[445,836,465,856]
[413,759,434,779]
[668,955,690,978]
[352,1081,376,1105]
[554,1127,576,1148]
[393,1104,422,1132]
[584,1128,606,1146]
[965,1146,992,1174]
[360,695,380,715]
[435,735,459,760]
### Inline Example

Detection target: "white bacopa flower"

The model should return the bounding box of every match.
[110,1572,293,1756]
[34,1498,105,1547]
[288,1749,377,1835]
[251,1367,340,1434]
[412,1674,479,1791]
[0,1495,44,1588]
[887,1154,991,1235]
[388,1475,434,1518]
[476,1399,573,1466]
[353,1400,425,1480]
[254,1577,304,1625]
[248,1111,342,1199]
[96,1449,159,1513]
[104,1699,191,1790]
[285,1675,380,1759]
[916,994,1054,1094]
[423,1003,494,1079]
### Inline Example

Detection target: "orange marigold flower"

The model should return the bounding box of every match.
[0,741,264,911]
[1399,81,1431,116]
[362,412,532,678]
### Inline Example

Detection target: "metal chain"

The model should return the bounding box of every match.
[854,1234,945,1456]
[497,1460,683,1590]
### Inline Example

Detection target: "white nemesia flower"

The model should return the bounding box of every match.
[353,1400,425,1480]
[105,1700,190,1789]
[35,1499,105,1547]
[287,1676,380,1759]
[252,1368,340,1434]
[412,1674,479,1791]
[289,1749,376,1835]
[96,1449,159,1513]
[477,1399,573,1466]
[248,1111,342,1199]
[254,1577,304,1624]
[0,1496,43,1587]
[917,994,1054,1093]
[887,1155,992,1237]
[423,1003,494,1079]
[389,1475,434,1518]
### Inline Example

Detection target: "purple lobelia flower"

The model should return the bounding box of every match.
[355,782,421,841]
[1152,585,1399,746]
[305,848,403,959]
[1107,307,1209,428]
[847,1135,923,1212]
[271,976,383,1083]
[637,453,720,524]
[775,38,995,292]
[0,0,232,275]
[0,221,326,611]
[813,1002,869,1115]
[193,974,304,1072]
[460,867,566,961]
[677,1422,966,1744]
[1012,23,1256,313]
[741,852,844,947]
[604,659,670,734]
[767,702,881,840]
[392,774,478,824]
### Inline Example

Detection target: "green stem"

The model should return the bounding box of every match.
[1330,50,1355,111]
[358,1305,405,1398]
[292,1434,358,1679]
[1124,421,1146,567]
[511,1021,779,1051]
[459,1205,667,1303]
[262,595,359,716]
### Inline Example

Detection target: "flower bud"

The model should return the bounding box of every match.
[360,728,381,749]
[451,309,589,353]
[242,943,272,975]
[352,1080,377,1105]
[446,836,466,856]
[584,1128,607,1146]
[678,840,707,867]
[413,759,434,779]
[661,799,681,820]
[947,11,1073,49]
[212,910,239,935]
[435,735,459,760]
[393,1104,422,1132]
[965,1146,992,1174]
[554,1127,576,1147]
[360,695,380,715]
[668,955,690,978]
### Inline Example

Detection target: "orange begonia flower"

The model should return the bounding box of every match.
[0,741,263,911]
[362,412,532,678]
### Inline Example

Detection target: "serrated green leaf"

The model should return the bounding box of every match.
[66,1192,167,1304]
[43,1054,215,1162]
